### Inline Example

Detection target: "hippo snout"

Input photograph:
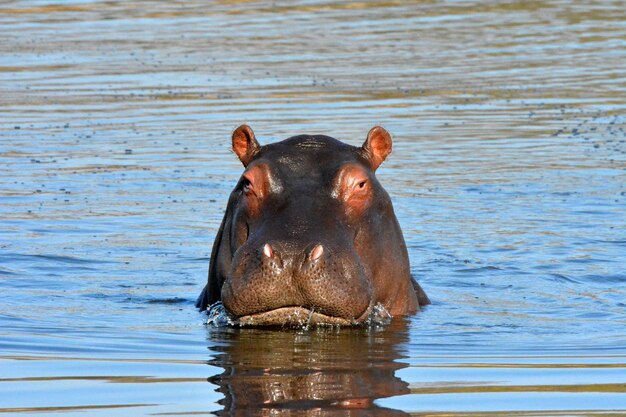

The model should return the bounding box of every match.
[221,241,373,326]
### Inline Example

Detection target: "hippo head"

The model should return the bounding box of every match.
[197,125,429,326]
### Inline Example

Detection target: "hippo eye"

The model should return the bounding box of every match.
[242,178,252,193]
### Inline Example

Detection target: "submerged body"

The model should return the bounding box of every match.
[197,125,428,325]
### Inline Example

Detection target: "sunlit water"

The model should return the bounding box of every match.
[1,1,625,415]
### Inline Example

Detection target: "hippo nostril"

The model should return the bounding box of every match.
[263,243,274,259]
[310,244,324,261]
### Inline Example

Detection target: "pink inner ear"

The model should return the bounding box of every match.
[364,126,392,170]
[232,124,259,166]
[233,136,247,157]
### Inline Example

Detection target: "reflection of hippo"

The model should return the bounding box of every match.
[207,319,413,416]
[197,125,429,325]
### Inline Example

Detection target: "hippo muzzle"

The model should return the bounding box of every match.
[222,240,374,326]
[197,125,429,326]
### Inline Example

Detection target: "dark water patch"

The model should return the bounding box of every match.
[455,265,503,273]
[565,257,616,265]
[28,226,111,234]
[0,314,28,323]
[0,274,70,290]
[183,256,211,262]
[163,256,211,265]
[579,274,626,284]
[0,253,116,265]
[31,264,98,273]
[82,292,114,300]
[547,273,582,284]
[0,267,19,276]
[146,297,191,305]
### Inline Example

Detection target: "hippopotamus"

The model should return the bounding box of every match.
[197,125,429,326]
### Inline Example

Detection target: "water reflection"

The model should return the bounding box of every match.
[207,320,412,416]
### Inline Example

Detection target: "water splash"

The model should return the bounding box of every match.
[366,303,393,327]
[204,301,392,329]
[205,301,235,327]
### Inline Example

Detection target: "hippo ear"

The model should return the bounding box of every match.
[362,126,392,171]
[232,124,261,167]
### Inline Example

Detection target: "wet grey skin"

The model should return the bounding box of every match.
[197,125,429,326]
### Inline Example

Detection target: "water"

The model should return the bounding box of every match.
[1,0,625,415]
